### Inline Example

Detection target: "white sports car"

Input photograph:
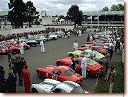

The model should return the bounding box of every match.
[48,33,58,40]
[30,79,88,93]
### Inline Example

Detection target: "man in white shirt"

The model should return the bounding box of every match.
[90,35,93,41]
[73,41,78,51]
[20,42,24,55]
[79,30,82,36]
[40,40,45,53]
[81,54,87,79]
[91,48,96,60]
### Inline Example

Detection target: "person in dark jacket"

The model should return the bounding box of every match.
[17,57,26,86]
[87,34,90,42]
[6,69,17,93]
[0,71,6,93]
[71,57,76,71]
[8,47,12,62]
[108,46,113,61]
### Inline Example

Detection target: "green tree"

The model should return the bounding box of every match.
[8,0,26,28]
[67,5,83,27]
[25,1,39,27]
[118,3,124,11]
[110,3,124,11]
[102,6,109,11]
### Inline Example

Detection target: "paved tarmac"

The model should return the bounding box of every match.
[0,27,122,93]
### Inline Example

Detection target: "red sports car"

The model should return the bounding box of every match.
[91,46,107,55]
[36,65,83,84]
[0,45,20,54]
[56,57,103,75]
[84,41,95,44]
[6,42,30,50]
[78,46,107,55]
[84,41,109,46]
[78,47,89,51]
[98,40,109,46]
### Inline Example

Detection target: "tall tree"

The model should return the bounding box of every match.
[8,0,26,28]
[102,6,109,11]
[67,5,83,27]
[110,4,124,11]
[110,4,119,11]
[25,1,39,27]
[118,3,124,11]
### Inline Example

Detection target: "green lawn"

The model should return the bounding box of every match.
[94,62,124,93]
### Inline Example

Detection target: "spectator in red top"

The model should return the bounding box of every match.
[22,65,31,93]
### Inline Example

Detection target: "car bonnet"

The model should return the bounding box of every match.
[56,81,79,93]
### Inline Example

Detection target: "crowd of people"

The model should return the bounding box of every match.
[0,54,31,93]
[0,27,86,42]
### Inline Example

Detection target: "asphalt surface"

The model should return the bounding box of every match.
[0,28,122,93]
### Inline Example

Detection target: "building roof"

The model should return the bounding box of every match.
[83,11,124,16]
[0,11,8,16]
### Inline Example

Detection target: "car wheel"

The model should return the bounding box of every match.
[37,70,43,78]
[32,43,36,47]
[69,53,74,58]
[24,46,27,50]
[57,62,63,66]
[31,88,38,93]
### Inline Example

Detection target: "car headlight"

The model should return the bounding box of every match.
[2,49,5,53]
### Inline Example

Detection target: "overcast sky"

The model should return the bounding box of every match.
[0,0,124,16]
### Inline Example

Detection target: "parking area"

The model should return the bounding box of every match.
[0,27,122,93]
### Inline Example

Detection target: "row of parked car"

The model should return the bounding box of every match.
[0,31,63,55]
[30,31,113,93]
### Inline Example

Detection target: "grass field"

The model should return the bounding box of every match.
[94,62,124,93]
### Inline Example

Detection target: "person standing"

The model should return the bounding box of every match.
[116,40,120,55]
[79,30,82,36]
[87,34,90,42]
[17,57,26,86]
[91,48,96,61]
[20,41,24,55]
[113,40,116,52]
[40,40,45,53]
[0,71,6,93]
[73,41,78,51]
[22,65,31,93]
[8,46,12,62]
[90,35,93,41]
[67,31,71,38]
[70,57,76,71]
[109,46,113,61]
[6,69,17,93]
[105,67,116,93]
[104,50,110,71]
[81,54,87,79]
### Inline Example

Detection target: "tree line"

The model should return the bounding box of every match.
[8,0,39,28]
[7,0,124,29]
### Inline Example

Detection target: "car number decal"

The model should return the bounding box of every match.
[52,75,57,80]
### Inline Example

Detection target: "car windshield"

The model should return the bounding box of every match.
[0,46,5,49]
[64,69,75,76]
[81,51,88,55]
[71,86,85,93]
[97,47,102,50]
[87,59,97,65]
